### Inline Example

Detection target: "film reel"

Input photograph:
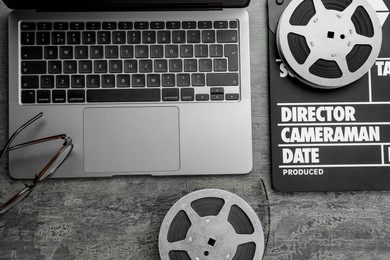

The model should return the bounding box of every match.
[159,189,264,260]
[276,0,382,88]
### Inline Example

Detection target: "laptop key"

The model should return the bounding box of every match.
[109,60,123,73]
[70,22,84,30]
[135,22,149,30]
[192,74,205,86]
[52,90,66,103]
[154,60,168,72]
[68,90,85,103]
[187,30,201,43]
[135,46,149,58]
[162,88,179,101]
[90,46,104,59]
[52,32,66,44]
[54,22,68,30]
[94,60,108,73]
[118,22,133,30]
[106,46,119,58]
[128,31,141,44]
[177,74,190,87]
[36,32,50,45]
[180,45,193,58]
[198,21,212,29]
[207,73,238,86]
[182,21,196,29]
[97,31,111,44]
[199,59,212,72]
[86,75,100,88]
[132,74,145,87]
[166,21,180,29]
[41,76,55,88]
[82,31,96,44]
[21,47,43,60]
[195,45,208,57]
[226,93,239,100]
[37,90,51,103]
[150,45,163,58]
[48,61,62,74]
[124,60,137,73]
[63,61,77,74]
[112,31,126,44]
[225,44,239,71]
[165,45,178,58]
[157,31,171,44]
[214,21,228,29]
[86,22,101,30]
[151,22,165,29]
[22,76,39,89]
[75,46,88,59]
[21,32,35,45]
[172,31,185,43]
[120,46,134,58]
[162,74,175,87]
[56,75,70,88]
[67,32,81,44]
[87,89,161,102]
[22,61,46,74]
[71,75,85,88]
[21,90,35,104]
[102,75,115,88]
[102,22,117,30]
[117,75,131,87]
[147,74,160,87]
[79,60,93,73]
[211,94,224,101]
[139,60,153,73]
[217,30,238,43]
[21,23,36,30]
[181,88,194,101]
[202,30,215,43]
[210,44,223,57]
[142,31,156,44]
[59,46,73,59]
[44,46,58,59]
[196,94,209,101]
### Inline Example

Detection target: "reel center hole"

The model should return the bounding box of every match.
[327,31,335,39]
[208,238,216,246]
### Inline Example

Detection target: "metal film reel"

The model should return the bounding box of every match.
[159,189,265,260]
[277,0,382,88]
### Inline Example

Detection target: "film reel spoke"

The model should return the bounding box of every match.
[216,200,234,222]
[183,203,203,226]
[232,234,257,246]
[342,0,364,19]
[335,57,351,77]
[167,239,193,252]
[351,34,374,46]
[288,25,309,37]
[312,0,326,14]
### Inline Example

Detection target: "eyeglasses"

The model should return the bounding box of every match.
[0,112,73,215]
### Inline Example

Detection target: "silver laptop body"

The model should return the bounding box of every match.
[7,4,252,178]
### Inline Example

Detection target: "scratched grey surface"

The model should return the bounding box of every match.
[1,1,390,260]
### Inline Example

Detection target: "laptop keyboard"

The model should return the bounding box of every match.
[19,20,240,104]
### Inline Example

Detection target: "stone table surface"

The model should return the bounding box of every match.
[1,1,390,259]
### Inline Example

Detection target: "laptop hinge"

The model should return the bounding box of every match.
[36,3,224,12]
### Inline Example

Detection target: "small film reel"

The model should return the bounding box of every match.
[159,189,265,260]
[277,0,382,88]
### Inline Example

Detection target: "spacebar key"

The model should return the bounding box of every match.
[87,89,161,102]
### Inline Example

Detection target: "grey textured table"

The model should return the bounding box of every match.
[1,1,390,260]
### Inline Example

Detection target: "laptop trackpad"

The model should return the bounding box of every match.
[83,107,180,173]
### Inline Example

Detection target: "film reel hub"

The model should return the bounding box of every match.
[277,0,382,88]
[159,189,264,260]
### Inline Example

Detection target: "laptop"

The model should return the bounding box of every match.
[4,0,253,178]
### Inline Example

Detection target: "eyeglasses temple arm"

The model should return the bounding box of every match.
[0,113,43,164]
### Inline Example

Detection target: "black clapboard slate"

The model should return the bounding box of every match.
[268,0,390,191]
